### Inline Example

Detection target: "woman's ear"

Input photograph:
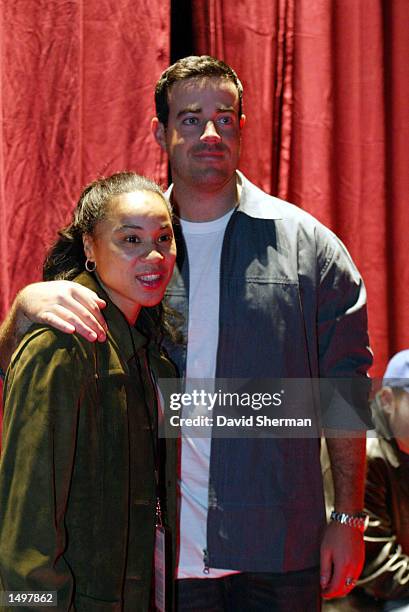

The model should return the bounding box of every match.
[82,234,95,262]
[377,387,395,416]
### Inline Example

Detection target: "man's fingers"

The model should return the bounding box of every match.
[40,312,77,336]
[62,286,108,336]
[69,285,107,311]
[41,304,105,342]
[322,564,356,599]
[321,567,344,599]
[320,521,364,599]
[19,281,108,341]
[320,575,330,592]
[320,536,334,590]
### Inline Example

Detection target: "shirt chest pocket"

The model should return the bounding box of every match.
[217,277,311,378]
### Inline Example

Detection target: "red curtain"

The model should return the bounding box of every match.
[192,0,409,377]
[0,1,408,378]
[0,0,169,318]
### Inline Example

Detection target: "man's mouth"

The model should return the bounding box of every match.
[193,145,227,158]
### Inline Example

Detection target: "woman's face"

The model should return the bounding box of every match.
[83,190,176,323]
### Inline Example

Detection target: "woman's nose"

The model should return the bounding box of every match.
[140,246,164,261]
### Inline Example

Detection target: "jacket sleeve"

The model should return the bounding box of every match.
[358,455,409,600]
[0,328,89,611]
[315,228,373,429]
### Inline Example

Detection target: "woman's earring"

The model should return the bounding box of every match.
[85,259,96,272]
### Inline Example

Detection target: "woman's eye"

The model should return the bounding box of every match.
[125,236,140,243]
[158,233,173,243]
[218,116,233,125]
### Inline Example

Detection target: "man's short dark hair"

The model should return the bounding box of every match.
[155,55,243,126]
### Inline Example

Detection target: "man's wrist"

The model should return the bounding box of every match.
[15,286,36,332]
[0,289,32,373]
[330,510,368,533]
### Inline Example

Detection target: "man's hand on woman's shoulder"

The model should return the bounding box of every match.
[0,280,108,372]
[18,280,108,341]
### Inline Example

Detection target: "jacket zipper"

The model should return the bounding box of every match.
[203,548,210,574]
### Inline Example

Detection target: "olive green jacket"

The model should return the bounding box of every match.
[0,272,178,611]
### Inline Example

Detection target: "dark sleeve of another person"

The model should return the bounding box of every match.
[359,451,409,600]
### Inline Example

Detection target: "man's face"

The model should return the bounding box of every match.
[154,77,245,191]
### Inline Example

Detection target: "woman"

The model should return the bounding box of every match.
[0,172,177,611]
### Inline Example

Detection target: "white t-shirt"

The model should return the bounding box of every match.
[177,210,239,579]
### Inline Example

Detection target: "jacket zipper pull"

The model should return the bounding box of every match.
[203,548,210,574]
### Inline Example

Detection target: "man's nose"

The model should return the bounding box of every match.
[200,120,221,143]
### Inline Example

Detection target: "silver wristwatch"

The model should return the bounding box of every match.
[330,510,368,533]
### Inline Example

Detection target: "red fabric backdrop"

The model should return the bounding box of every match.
[0,0,169,314]
[192,0,409,376]
[0,0,407,377]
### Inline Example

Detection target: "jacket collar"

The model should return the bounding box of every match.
[74,271,149,363]
[379,437,401,468]
[165,171,284,221]
[235,171,283,220]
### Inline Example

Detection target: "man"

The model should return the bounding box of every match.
[0,56,372,611]
[357,350,409,611]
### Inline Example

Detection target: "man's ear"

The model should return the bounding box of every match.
[151,117,167,152]
[378,387,395,416]
[239,114,246,130]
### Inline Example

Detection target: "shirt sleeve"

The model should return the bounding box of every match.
[0,328,90,611]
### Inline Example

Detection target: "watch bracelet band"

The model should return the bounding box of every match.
[330,510,368,533]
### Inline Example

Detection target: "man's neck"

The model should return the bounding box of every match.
[171,174,240,222]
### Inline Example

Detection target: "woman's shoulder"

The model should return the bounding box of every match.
[10,324,94,373]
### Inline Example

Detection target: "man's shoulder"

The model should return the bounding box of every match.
[238,172,334,230]
[238,172,344,252]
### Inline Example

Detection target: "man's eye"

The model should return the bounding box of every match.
[125,236,140,243]
[218,116,233,125]
[182,117,199,125]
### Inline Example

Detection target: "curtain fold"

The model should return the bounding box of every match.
[192,0,291,196]
[191,0,409,376]
[383,0,409,360]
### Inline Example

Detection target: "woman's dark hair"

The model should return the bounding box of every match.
[43,171,177,342]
